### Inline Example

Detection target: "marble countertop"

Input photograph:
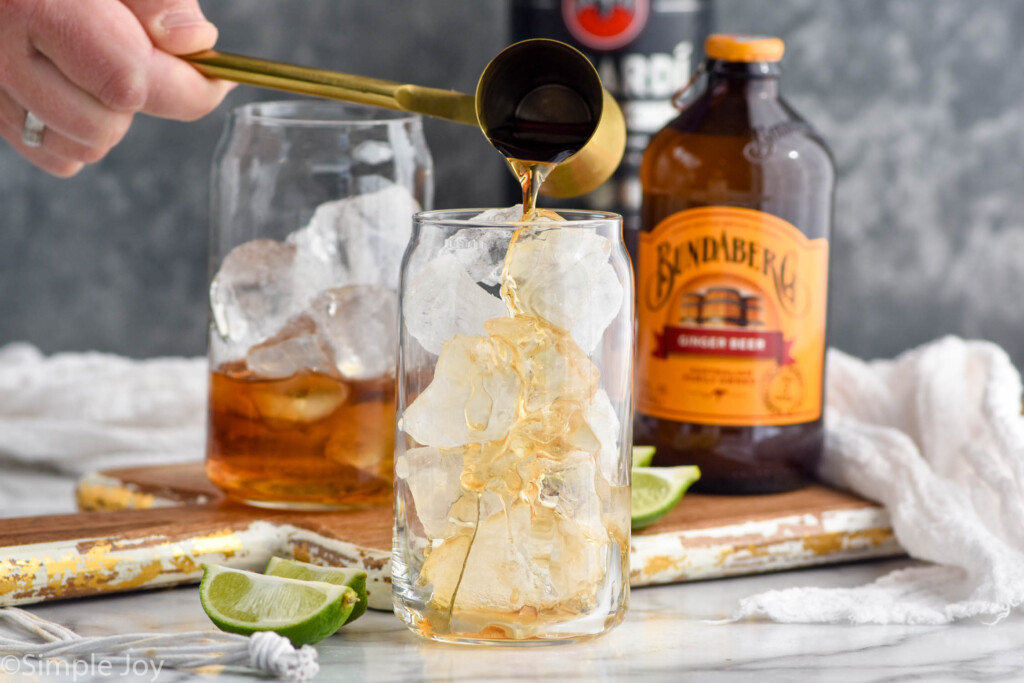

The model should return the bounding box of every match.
[12,557,1024,683]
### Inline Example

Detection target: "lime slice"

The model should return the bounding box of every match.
[265,557,368,624]
[631,466,701,530]
[632,445,656,468]
[199,564,358,646]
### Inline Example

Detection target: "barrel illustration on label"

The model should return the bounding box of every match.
[637,206,828,427]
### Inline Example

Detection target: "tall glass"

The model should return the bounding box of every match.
[392,209,633,643]
[206,101,433,508]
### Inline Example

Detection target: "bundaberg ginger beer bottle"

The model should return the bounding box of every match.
[634,34,834,493]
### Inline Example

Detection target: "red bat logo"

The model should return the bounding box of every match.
[562,0,650,51]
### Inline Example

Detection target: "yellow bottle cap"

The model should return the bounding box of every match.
[705,34,785,63]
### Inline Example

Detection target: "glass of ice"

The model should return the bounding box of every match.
[206,101,433,508]
[392,207,634,643]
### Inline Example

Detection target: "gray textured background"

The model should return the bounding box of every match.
[1,0,1023,368]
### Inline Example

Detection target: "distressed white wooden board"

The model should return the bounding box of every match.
[0,520,393,611]
[0,464,902,609]
[631,505,898,585]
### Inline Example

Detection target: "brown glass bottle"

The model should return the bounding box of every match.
[633,35,835,494]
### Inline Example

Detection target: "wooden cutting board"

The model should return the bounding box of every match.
[0,463,901,610]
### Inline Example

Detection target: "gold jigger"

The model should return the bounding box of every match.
[185,39,625,198]
[476,39,625,199]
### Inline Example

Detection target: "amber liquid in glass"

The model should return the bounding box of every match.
[206,362,395,507]
[635,60,835,494]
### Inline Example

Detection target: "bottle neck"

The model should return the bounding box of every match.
[705,60,781,99]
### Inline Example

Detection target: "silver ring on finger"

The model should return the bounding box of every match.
[22,111,45,147]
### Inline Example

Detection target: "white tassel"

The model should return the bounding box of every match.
[248,631,319,680]
[0,607,319,681]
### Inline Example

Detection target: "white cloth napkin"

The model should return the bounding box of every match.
[0,343,206,516]
[732,336,1024,624]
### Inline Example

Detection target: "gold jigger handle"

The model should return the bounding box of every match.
[186,43,626,198]
[185,50,479,127]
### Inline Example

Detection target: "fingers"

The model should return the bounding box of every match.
[0,48,134,150]
[119,0,218,56]
[21,0,228,121]
[119,0,233,119]
[142,49,234,120]
[24,0,153,112]
[0,127,84,177]
[0,92,85,177]
[0,0,226,175]
[0,88,134,172]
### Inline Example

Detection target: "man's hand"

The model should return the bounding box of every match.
[0,0,233,176]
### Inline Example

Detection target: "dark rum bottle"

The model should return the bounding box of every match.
[634,34,835,494]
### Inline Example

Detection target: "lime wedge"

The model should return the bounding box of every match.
[632,445,656,468]
[199,564,358,646]
[631,466,701,530]
[265,557,368,624]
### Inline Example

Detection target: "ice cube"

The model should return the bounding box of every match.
[288,180,419,288]
[403,253,509,356]
[470,205,524,224]
[546,512,609,607]
[440,227,515,287]
[585,389,624,486]
[400,334,522,448]
[418,503,532,613]
[287,210,348,295]
[245,315,336,379]
[419,499,607,616]
[208,324,242,367]
[528,451,605,537]
[484,316,600,411]
[469,205,564,224]
[310,285,397,379]
[395,446,465,539]
[445,487,504,534]
[209,239,301,351]
[527,208,567,223]
[501,227,624,354]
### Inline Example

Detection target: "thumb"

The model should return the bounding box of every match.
[120,0,219,55]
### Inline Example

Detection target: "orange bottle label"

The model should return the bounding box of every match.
[636,206,828,426]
